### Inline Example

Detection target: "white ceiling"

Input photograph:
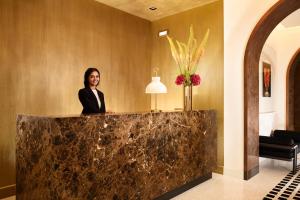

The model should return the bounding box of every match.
[281,9,300,28]
[94,0,219,21]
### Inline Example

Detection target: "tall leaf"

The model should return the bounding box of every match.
[166,36,182,73]
[190,29,210,73]
[166,25,210,77]
[176,40,184,73]
[187,25,195,69]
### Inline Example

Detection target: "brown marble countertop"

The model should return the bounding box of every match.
[16,110,217,200]
[17,110,213,118]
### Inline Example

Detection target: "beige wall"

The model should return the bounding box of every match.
[151,1,224,172]
[224,0,278,178]
[0,0,151,190]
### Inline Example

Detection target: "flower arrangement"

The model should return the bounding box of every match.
[167,25,210,87]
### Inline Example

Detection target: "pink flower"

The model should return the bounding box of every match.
[175,74,185,85]
[190,74,201,86]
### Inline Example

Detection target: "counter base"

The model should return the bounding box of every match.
[155,173,212,200]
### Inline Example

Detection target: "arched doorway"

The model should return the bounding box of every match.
[244,0,300,180]
[287,49,300,130]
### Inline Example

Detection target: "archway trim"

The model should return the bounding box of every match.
[286,48,300,130]
[244,0,300,180]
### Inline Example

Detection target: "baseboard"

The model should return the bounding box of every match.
[0,184,16,199]
[154,173,212,200]
[244,165,259,180]
[213,165,224,174]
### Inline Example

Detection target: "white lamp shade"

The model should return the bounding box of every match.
[145,77,167,94]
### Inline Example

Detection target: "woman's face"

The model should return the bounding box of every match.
[88,71,100,87]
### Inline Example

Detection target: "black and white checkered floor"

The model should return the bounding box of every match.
[264,165,300,200]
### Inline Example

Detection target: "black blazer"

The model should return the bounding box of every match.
[78,87,106,114]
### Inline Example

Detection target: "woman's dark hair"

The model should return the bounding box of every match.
[84,68,100,88]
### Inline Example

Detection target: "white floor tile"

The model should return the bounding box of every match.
[172,159,291,200]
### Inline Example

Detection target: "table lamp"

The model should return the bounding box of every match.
[145,68,167,112]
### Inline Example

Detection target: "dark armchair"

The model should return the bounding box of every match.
[259,131,298,174]
[273,130,300,151]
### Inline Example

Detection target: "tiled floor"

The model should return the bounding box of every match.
[2,159,294,200]
[262,166,300,199]
[173,159,291,200]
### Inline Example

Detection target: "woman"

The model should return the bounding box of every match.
[78,68,106,114]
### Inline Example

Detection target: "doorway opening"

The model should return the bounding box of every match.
[244,0,300,180]
[287,49,300,130]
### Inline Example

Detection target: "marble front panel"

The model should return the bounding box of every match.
[16,111,217,199]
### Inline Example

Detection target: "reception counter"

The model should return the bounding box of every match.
[16,111,217,199]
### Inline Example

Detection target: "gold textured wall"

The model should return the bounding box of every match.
[0,0,151,193]
[151,1,224,172]
[0,0,224,195]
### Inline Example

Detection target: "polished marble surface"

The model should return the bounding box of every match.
[16,111,217,199]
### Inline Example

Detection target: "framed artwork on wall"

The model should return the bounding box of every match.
[262,62,271,97]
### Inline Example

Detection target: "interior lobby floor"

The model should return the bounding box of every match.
[1,159,295,200]
[173,159,293,200]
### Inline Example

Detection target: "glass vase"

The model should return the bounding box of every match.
[183,85,192,111]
